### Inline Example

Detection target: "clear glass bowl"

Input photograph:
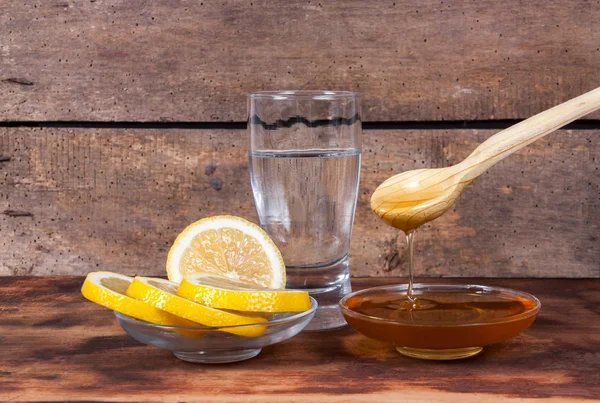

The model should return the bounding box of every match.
[340,283,541,360]
[115,297,317,363]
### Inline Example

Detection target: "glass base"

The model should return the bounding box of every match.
[395,346,483,360]
[296,280,351,331]
[305,301,348,331]
[173,349,261,363]
[286,260,351,331]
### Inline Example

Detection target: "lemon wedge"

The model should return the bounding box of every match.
[178,273,311,313]
[166,215,286,288]
[126,276,267,337]
[81,272,195,326]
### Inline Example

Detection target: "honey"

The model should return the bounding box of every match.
[348,204,541,359]
[341,283,540,359]
[346,88,600,359]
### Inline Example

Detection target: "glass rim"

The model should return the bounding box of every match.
[249,90,360,100]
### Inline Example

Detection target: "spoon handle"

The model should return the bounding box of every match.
[460,86,600,181]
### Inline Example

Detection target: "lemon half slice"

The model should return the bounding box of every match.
[81,272,194,326]
[126,276,267,337]
[166,215,286,289]
[178,274,311,313]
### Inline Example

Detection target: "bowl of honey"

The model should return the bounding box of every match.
[340,283,541,360]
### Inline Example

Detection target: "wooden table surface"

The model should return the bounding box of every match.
[1,277,598,402]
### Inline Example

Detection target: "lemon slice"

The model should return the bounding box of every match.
[178,274,311,313]
[126,276,267,337]
[81,272,194,326]
[166,215,286,289]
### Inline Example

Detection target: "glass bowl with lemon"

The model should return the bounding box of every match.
[81,216,317,363]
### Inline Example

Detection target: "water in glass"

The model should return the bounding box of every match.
[250,149,360,329]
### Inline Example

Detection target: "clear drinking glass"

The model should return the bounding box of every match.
[248,90,361,330]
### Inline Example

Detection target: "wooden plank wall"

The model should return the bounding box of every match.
[1,1,599,277]
[2,1,600,122]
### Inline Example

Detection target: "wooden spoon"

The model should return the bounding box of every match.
[371,86,600,233]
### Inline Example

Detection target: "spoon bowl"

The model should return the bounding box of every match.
[370,167,471,232]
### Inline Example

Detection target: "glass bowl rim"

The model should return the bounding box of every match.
[248,90,360,100]
[114,296,318,331]
[339,283,541,328]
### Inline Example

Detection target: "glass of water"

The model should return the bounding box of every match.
[248,90,361,330]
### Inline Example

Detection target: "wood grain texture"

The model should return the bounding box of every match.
[1,127,598,278]
[0,276,598,402]
[1,0,600,122]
